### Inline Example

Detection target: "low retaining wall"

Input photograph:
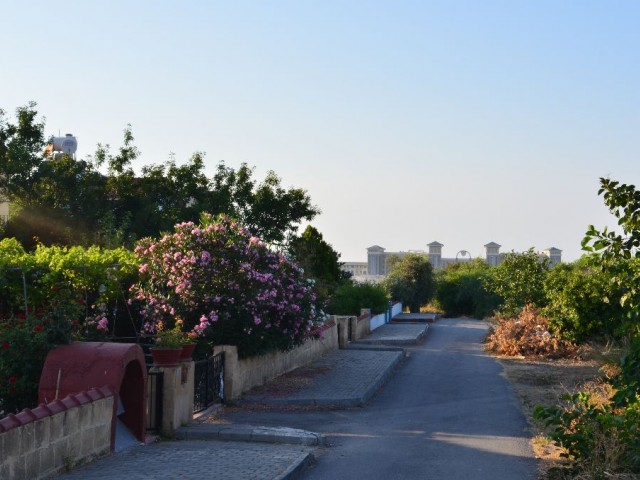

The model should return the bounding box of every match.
[214,320,338,400]
[355,314,371,339]
[370,302,404,331]
[369,311,387,330]
[0,386,114,480]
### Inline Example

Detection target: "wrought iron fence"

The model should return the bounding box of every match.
[193,353,225,413]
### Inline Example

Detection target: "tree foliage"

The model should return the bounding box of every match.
[434,259,501,319]
[383,253,435,313]
[0,103,319,249]
[583,177,640,332]
[288,225,350,307]
[0,240,138,413]
[543,258,625,342]
[329,281,389,316]
[485,248,549,318]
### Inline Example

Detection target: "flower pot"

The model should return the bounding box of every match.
[180,343,196,360]
[150,348,182,366]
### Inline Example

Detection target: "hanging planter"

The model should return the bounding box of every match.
[150,348,182,366]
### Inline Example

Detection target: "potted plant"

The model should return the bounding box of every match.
[150,321,185,366]
[177,319,198,360]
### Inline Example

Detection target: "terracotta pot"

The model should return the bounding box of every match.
[150,348,182,366]
[180,343,196,360]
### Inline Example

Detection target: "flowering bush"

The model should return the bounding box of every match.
[0,316,52,415]
[0,239,139,412]
[131,214,321,357]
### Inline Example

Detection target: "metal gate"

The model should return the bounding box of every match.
[193,352,225,413]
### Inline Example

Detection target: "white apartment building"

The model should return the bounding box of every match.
[342,241,562,280]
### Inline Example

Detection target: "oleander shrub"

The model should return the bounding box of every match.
[130,213,322,358]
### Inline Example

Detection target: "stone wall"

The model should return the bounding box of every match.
[150,361,194,435]
[214,320,338,400]
[355,313,371,339]
[0,386,114,480]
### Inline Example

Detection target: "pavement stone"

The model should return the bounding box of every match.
[238,348,404,407]
[58,440,314,480]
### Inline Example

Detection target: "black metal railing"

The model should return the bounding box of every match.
[193,353,225,413]
[146,370,163,431]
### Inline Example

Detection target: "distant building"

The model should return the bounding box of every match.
[542,247,562,267]
[341,241,562,281]
[342,261,368,277]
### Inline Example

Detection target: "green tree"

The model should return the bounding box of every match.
[0,102,46,201]
[329,281,389,316]
[0,104,320,250]
[288,225,350,307]
[583,178,640,333]
[543,257,625,342]
[435,258,500,319]
[485,248,549,318]
[210,163,320,247]
[383,253,435,313]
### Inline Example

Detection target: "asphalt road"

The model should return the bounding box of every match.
[224,318,538,479]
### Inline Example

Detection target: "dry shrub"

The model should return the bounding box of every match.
[485,305,578,358]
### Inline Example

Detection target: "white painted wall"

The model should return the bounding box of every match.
[370,302,403,331]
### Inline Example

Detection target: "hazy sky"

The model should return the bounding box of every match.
[3,1,639,262]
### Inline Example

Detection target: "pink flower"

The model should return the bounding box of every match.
[97,317,109,331]
[253,316,262,325]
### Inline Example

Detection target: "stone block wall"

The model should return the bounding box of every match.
[0,386,114,480]
[214,319,338,400]
[355,313,371,339]
[149,361,194,435]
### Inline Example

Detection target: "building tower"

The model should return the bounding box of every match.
[484,242,501,266]
[427,241,443,269]
[542,247,562,266]
[367,245,386,275]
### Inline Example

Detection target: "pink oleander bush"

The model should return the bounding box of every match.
[130,214,322,357]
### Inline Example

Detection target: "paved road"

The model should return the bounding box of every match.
[225,318,537,479]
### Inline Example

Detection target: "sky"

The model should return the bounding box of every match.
[2,1,639,262]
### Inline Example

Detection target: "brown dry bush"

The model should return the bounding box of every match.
[486,305,578,358]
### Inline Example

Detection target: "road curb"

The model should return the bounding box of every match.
[176,424,326,446]
[359,349,405,405]
[275,450,315,480]
[355,324,429,345]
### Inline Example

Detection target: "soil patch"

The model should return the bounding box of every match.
[497,352,605,478]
